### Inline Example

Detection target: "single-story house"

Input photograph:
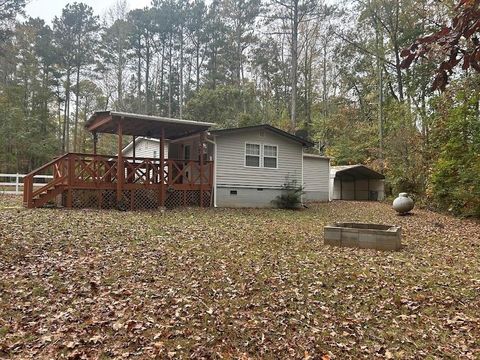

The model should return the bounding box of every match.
[25,111,385,209]
[330,165,385,201]
[122,124,317,208]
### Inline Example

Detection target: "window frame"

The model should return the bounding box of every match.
[244,142,261,168]
[262,144,278,169]
[244,142,279,169]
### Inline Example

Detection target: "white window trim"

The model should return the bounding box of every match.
[244,142,261,168]
[262,144,278,169]
[244,142,279,169]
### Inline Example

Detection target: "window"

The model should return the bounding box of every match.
[153,150,158,158]
[245,143,260,167]
[263,145,278,168]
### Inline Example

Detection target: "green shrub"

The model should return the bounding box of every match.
[272,178,305,209]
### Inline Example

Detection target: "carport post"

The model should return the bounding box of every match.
[340,177,343,200]
[353,175,356,200]
[367,178,370,200]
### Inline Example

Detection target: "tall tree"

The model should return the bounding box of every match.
[70,3,99,152]
[267,0,318,129]
[99,1,132,110]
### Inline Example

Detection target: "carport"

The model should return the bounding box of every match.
[330,165,385,201]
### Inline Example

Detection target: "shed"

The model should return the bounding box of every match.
[302,154,330,202]
[330,165,385,201]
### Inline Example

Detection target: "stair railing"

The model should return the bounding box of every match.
[23,154,69,208]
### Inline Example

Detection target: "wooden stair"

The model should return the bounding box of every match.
[32,185,65,208]
[23,153,69,208]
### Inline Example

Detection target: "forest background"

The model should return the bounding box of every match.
[0,0,478,216]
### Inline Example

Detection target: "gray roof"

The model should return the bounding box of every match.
[86,111,215,139]
[211,124,314,147]
[331,165,385,179]
[87,111,215,128]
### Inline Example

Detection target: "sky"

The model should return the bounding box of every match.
[24,0,151,24]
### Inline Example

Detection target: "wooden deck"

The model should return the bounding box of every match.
[23,153,214,209]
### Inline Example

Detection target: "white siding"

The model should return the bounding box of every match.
[303,156,330,201]
[215,129,303,189]
[123,138,168,159]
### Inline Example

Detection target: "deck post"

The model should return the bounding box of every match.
[67,154,73,208]
[159,128,165,207]
[93,132,98,183]
[199,132,205,207]
[117,121,124,202]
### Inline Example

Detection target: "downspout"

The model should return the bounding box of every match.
[328,158,331,202]
[301,148,304,205]
[205,135,217,207]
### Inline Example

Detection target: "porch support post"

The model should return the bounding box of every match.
[199,132,205,207]
[93,132,98,155]
[116,121,124,202]
[132,136,136,162]
[159,127,165,207]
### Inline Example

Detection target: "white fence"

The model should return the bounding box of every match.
[0,173,53,195]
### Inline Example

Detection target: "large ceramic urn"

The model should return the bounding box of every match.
[393,192,414,214]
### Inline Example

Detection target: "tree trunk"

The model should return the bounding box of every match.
[146,34,151,114]
[73,64,80,152]
[137,36,142,112]
[168,33,172,117]
[179,25,184,119]
[290,0,299,129]
[64,68,71,153]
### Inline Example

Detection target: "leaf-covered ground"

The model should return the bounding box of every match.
[0,195,479,359]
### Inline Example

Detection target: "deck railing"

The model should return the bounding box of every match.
[23,153,213,208]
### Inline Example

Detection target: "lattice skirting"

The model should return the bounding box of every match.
[61,189,212,210]
[164,189,212,209]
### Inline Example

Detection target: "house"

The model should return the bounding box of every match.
[210,125,312,207]
[25,111,380,210]
[122,137,169,159]
[330,165,385,201]
[121,124,328,208]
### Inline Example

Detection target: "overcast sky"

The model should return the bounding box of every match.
[24,0,151,24]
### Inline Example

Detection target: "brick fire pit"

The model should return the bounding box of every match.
[324,222,402,251]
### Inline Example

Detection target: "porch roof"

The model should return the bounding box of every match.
[86,111,215,139]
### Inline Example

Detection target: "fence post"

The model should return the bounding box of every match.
[15,173,19,195]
